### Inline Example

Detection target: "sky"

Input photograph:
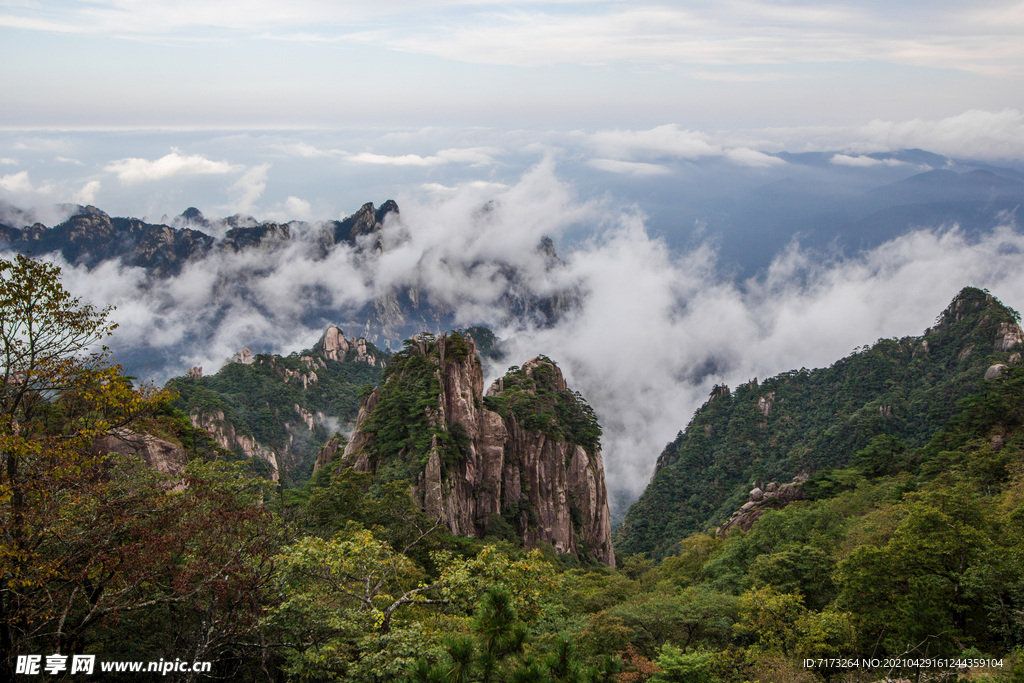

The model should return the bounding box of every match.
[0,1,1022,129]
[3,1,1024,500]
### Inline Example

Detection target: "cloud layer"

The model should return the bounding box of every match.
[104,150,241,184]
[6,1,1021,75]
[19,160,1024,504]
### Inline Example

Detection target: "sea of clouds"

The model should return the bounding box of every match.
[16,157,1020,502]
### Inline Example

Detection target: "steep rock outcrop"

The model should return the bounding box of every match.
[717,476,807,536]
[334,332,614,565]
[316,326,382,366]
[170,325,386,483]
[189,409,280,480]
[92,429,189,482]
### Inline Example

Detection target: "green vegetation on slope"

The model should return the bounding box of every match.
[167,336,385,485]
[359,333,450,482]
[9,256,1024,682]
[483,356,602,456]
[617,287,1023,557]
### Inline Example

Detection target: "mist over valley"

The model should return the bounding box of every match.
[4,138,1024,509]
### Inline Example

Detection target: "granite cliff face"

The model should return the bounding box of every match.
[188,409,281,481]
[92,428,190,479]
[329,332,614,565]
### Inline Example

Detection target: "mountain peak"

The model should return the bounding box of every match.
[936,287,1017,328]
[180,207,209,227]
[929,288,1022,356]
[333,331,615,565]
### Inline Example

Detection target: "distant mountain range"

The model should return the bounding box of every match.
[0,198,578,379]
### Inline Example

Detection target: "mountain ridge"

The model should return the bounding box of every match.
[616,286,1024,557]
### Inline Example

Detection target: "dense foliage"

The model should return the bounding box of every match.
[167,336,385,485]
[359,333,453,481]
[8,260,1024,682]
[617,287,1023,557]
[0,256,280,681]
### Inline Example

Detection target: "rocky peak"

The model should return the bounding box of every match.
[330,200,399,250]
[928,287,1023,361]
[333,331,615,565]
[375,199,400,225]
[180,207,209,227]
[0,209,216,276]
[93,428,189,483]
[221,222,290,252]
[315,326,383,366]
[224,214,260,228]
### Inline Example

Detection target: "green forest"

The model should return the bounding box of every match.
[618,287,1024,558]
[2,255,1024,682]
[166,332,386,486]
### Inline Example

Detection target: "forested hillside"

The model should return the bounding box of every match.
[6,254,1024,682]
[327,331,616,565]
[617,287,1024,557]
[167,327,387,485]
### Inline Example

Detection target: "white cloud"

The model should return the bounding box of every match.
[0,171,55,198]
[723,148,786,168]
[284,196,312,219]
[753,109,1024,161]
[858,109,1024,160]
[349,3,1024,75]
[421,179,509,194]
[0,171,34,194]
[104,150,241,184]
[582,125,786,169]
[346,152,444,166]
[270,142,348,158]
[422,182,457,193]
[436,147,499,165]
[262,195,313,222]
[55,156,83,165]
[0,158,17,165]
[829,154,908,167]
[224,163,270,214]
[587,125,720,160]
[12,137,72,153]
[831,154,883,167]
[588,158,672,176]
[72,179,101,205]
[345,147,497,166]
